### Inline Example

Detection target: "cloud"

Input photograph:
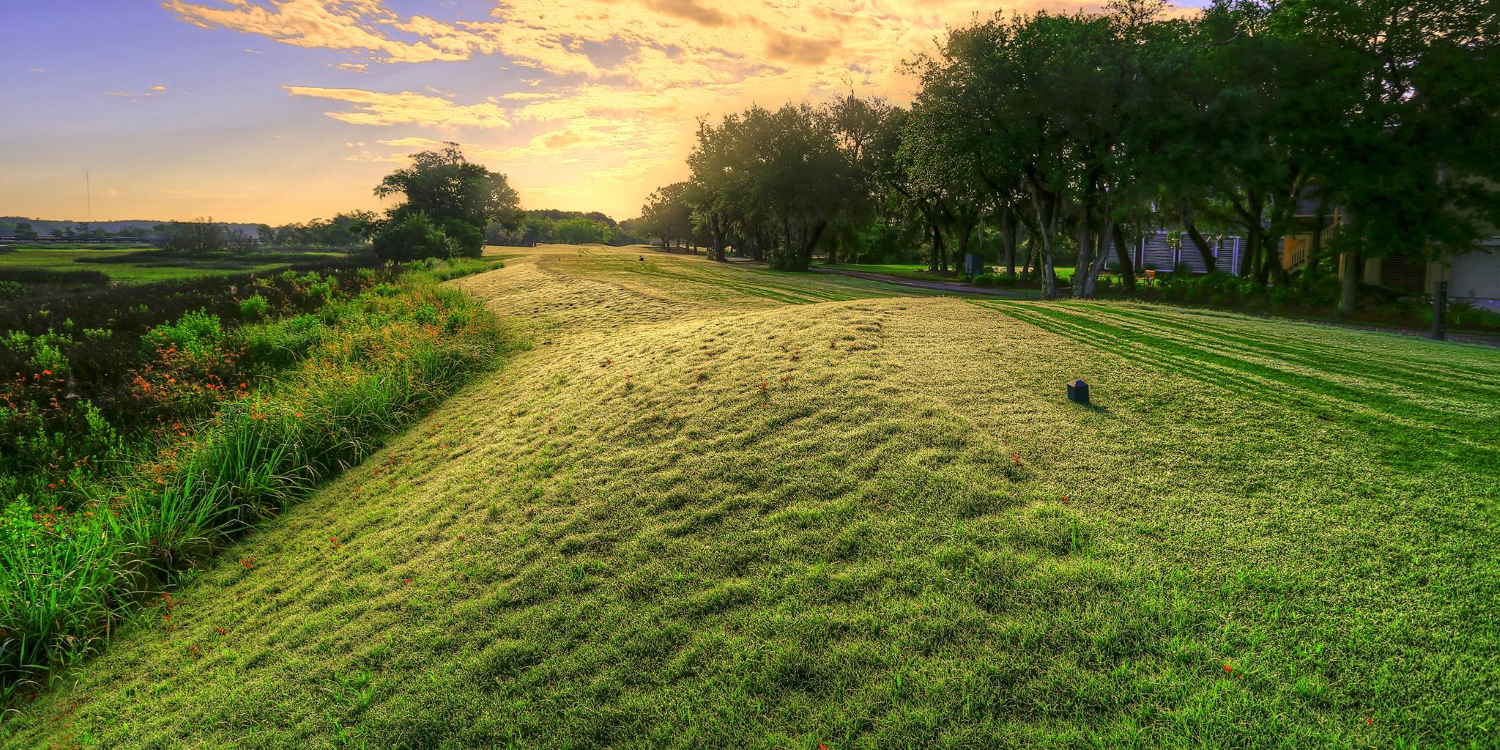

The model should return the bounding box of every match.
[647,0,728,27]
[499,91,558,101]
[108,85,169,98]
[161,0,479,63]
[282,86,511,127]
[29,67,45,73]
[164,0,1124,217]
[762,30,840,65]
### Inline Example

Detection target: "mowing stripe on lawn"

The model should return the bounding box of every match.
[973,300,1500,471]
[1078,302,1500,396]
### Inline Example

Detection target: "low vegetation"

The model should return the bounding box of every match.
[0,246,347,289]
[0,256,514,702]
[4,248,1493,748]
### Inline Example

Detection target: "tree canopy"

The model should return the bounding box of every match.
[635,0,1500,307]
[371,143,523,260]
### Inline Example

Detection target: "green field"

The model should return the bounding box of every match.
[818,261,1122,288]
[0,245,344,285]
[5,246,1497,748]
[816,262,965,282]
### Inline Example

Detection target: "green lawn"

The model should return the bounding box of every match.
[5,246,1497,748]
[0,246,344,285]
[818,261,1126,289]
[817,261,963,283]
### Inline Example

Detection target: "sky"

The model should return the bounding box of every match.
[1,0,1210,225]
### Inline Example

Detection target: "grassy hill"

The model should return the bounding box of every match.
[5,246,1497,749]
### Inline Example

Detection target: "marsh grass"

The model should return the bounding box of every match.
[2,247,1496,749]
[0,246,351,288]
[0,258,514,703]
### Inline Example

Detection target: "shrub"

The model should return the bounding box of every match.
[242,314,326,371]
[143,309,225,359]
[0,281,23,301]
[0,268,109,285]
[1445,301,1500,330]
[438,218,486,258]
[308,278,335,301]
[1268,285,1299,308]
[239,293,270,320]
[373,212,451,262]
[973,273,997,287]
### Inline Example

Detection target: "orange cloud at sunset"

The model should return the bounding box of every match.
[3,1,1206,223]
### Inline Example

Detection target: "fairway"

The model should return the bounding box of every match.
[7,246,1497,748]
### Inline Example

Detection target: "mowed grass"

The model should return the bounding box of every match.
[816,261,1119,290]
[5,246,1497,748]
[817,262,976,285]
[0,246,340,284]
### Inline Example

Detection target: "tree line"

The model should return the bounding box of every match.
[636,0,1500,308]
[485,209,645,247]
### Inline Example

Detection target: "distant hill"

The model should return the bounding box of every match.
[0,217,263,237]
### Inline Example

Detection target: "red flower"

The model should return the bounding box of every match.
[1223,664,1232,673]
[402,578,412,585]
[458,535,466,541]
[1061,495,1069,502]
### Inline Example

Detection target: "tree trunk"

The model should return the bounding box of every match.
[1027,187,1060,300]
[1307,206,1326,273]
[1184,220,1217,273]
[711,213,727,262]
[1266,233,1288,286]
[800,219,827,270]
[975,210,986,274]
[1001,209,1018,277]
[938,224,949,272]
[781,218,793,269]
[957,219,973,272]
[1339,249,1359,313]
[929,224,943,272]
[1244,222,1262,283]
[1073,215,1093,298]
[1112,224,1137,292]
[1080,217,1115,298]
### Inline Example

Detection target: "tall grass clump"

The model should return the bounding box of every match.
[0,259,513,704]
